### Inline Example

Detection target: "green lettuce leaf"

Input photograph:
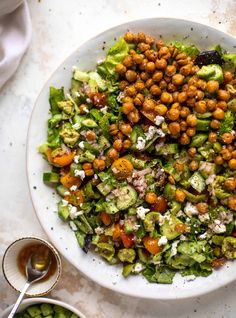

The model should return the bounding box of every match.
[49,86,65,115]
[170,41,200,57]
[219,110,235,135]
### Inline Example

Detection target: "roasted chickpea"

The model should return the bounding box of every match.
[210,119,221,130]
[125,70,137,82]
[215,155,224,165]
[145,192,158,204]
[195,90,205,101]
[186,127,196,137]
[152,71,163,82]
[229,158,236,170]
[122,55,133,68]
[109,123,119,135]
[165,65,176,76]
[186,98,196,108]
[122,102,134,114]
[84,169,94,177]
[127,108,140,123]
[123,139,132,150]
[197,79,206,90]
[189,160,199,171]
[168,175,175,184]
[177,92,188,103]
[150,85,161,96]
[138,42,150,52]
[167,83,177,93]
[179,133,190,145]
[168,122,180,136]
[146,61,156,73]
[134,80,145,92]
[195,100,207,114]
[180,64,192,76]
[115,63,127,74]
[186,114,197,127]
[159,80,167,90]
[137,32,146,43]
[222,132,234,144]
[180,107,190,118]
[206,80,219,94]
[187,85,197,98]
[232,150,236,159]
[116,131,125,140]
[86,130,96,141]
[123,96,133,103]
[155,104,168,116]
[228,196,236,211]
[160,92,173,104]
[156,39,164,49]
[224,178,236,191]
[158,46,171,59]
[175,189,186,203]
[107,148,119,161]
[180,121,187,131]
[125,85,137,96]
[82,163,92,170]
[167,108,180,121]
[145,78,154,88]
[217,101,227,111]
[196,202,208,214]
[218,89,230,102]
[134,93,145,107]
[172,73,184,86]
[221,148,232,161]
[119,80,129,91]
[175,223,188,233]
[213,108,225,120]
[155,58,167,69]
[171,102,181,110]
[143,98,156,111]
[207,99,217,111]
[120,123,132,136]
[93,159,106,171]
[188,147,197,157]
[208,132,217,143]
[124,31,135,43]
[113,139,123,151]
[133,53,144,64]
[223,71,233,83]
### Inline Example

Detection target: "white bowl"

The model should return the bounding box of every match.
[2,297,86,318]
[2,237,62,296]
[27,18,236,299]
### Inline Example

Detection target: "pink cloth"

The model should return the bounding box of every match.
[0,0,32,88]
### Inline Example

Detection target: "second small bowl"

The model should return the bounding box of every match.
[2,236,62,296]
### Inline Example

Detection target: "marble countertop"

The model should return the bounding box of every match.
[0,0,236,317]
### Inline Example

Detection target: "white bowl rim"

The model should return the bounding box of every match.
[2,236,62,296]
[26,17,236,300]
[1,297,87,318]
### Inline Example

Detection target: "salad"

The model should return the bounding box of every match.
[40,31,236,284]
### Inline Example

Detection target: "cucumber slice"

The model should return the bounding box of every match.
[160,214,182,240]
[116,185,137,210]
[43,172,59,184]
[58,201,70,221]
[82,118,98,128]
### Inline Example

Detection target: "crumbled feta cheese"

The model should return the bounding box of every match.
[70,185,77,191]
[179,235,187,241]
[75,91,81,97]
[64,191,70,196]
[154,115,165,126]
[145,126,157,140]
[205,174,216,185]
[170,240,179,257]
[198,213,210,223]
[94,174,98,179]
[176,210,185,217]
[86,98,92,103]
[136,137,146,150]
[69,221,77,231]
[119,220,125,226]
[185,275,196,282]
[74,169,85,180]
[74,155,79,163]
[100,106,108,114]
[198,232,208,240]
[62,199,68,206]
[69,206,78,219]
[219,211,233,224]
[66,93,71,100]
[209,219,227,234]
[156,128,165,137]
[95,226,105,235]
[117,91,125,103]
[132,263,143,273]
[184,202,199,217]
[158,236,168,246]
[136,206,150,220]
[133,224,141,231]
[72,123,80,130]
[79,141,85,149]
[155,141,164,152]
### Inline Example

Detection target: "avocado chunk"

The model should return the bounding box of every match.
[60,128,79,147]
[57,100,74,115]
[197,64,223,83]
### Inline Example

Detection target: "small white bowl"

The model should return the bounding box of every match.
[2,237,62,296]
[1,297,87,318]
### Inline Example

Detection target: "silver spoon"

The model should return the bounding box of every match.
[8,247,52,318]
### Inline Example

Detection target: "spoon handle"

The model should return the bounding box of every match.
[7,282,31,318]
